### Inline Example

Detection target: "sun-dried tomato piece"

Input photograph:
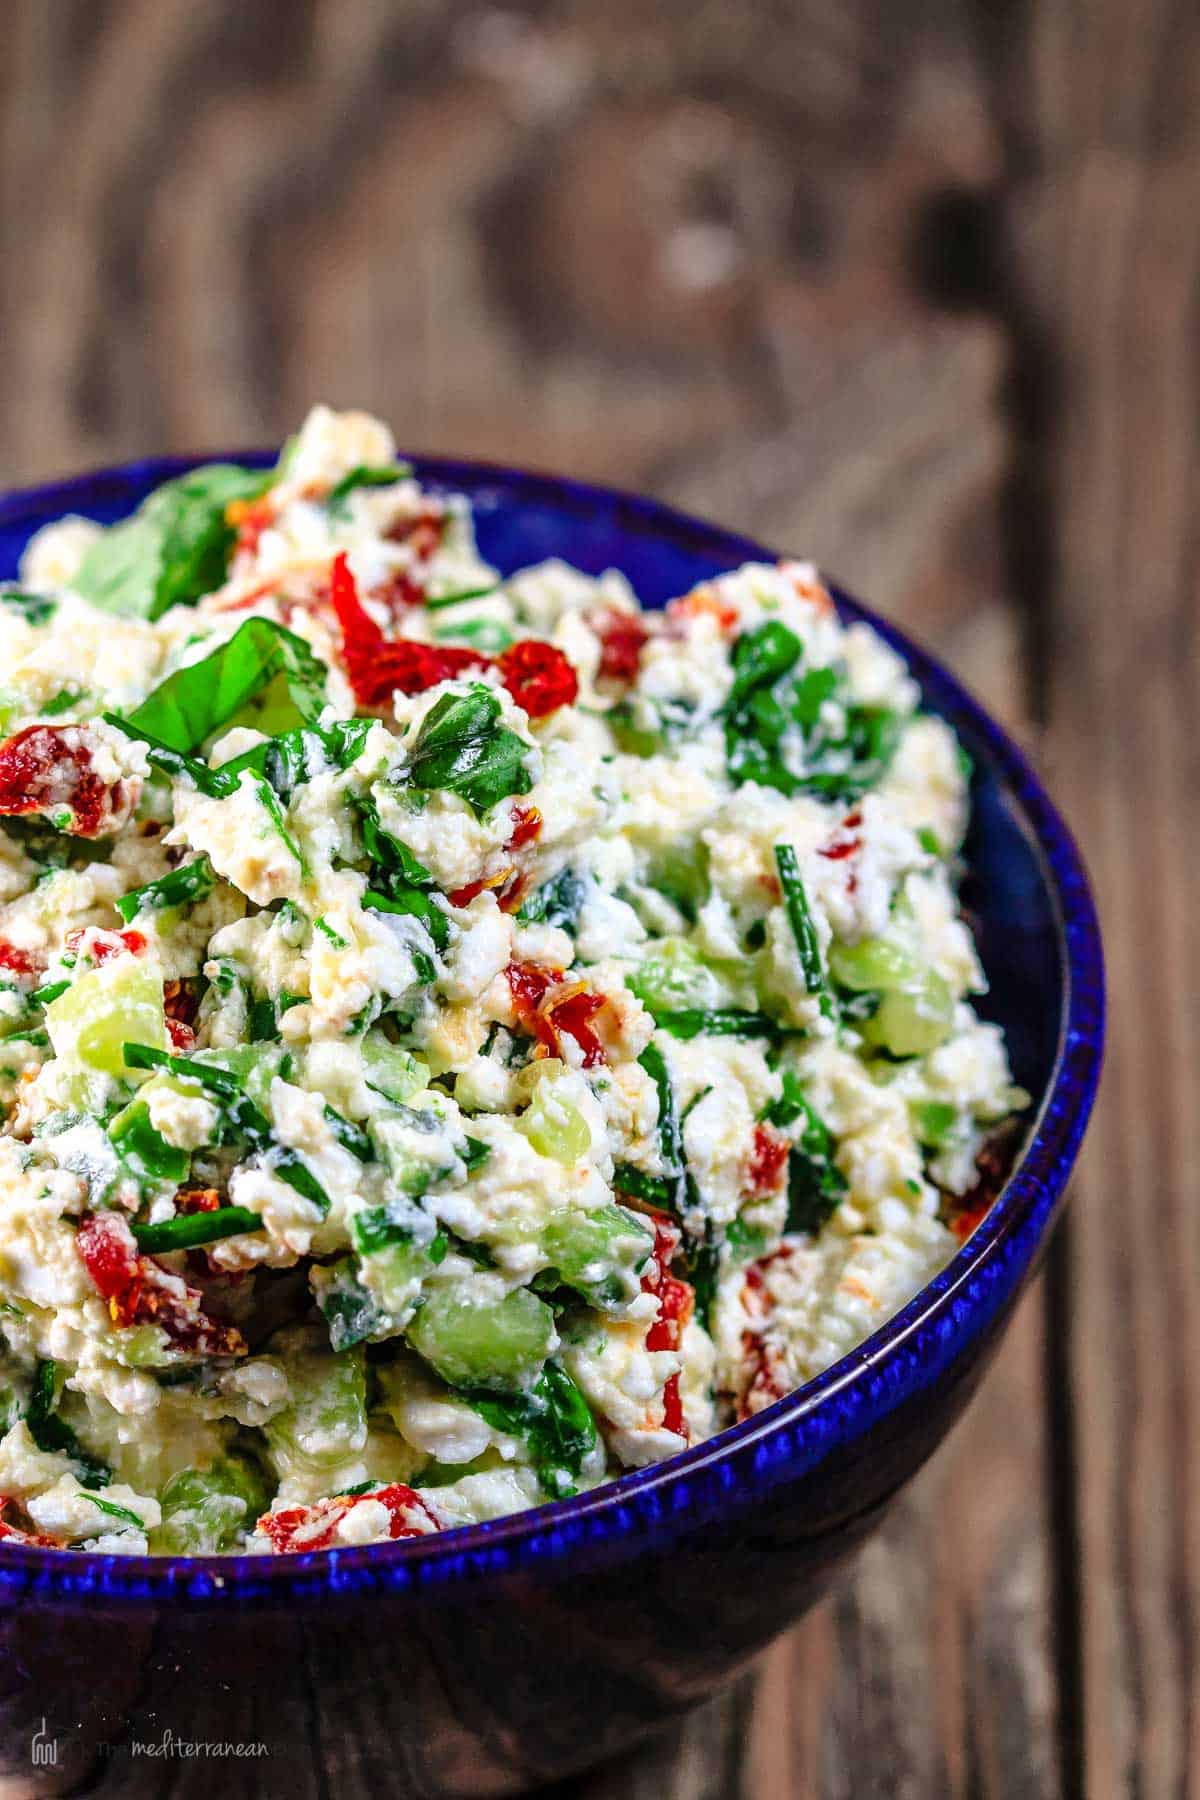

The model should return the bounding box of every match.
[818,807,863,892]
[176,1188,221,1215]
[496,641,578,718]
[0,1499,63,1549]
[736,1247,796,1420]
[378,571,426,615]
[76,1212,245,1358]
[384,508,444,559]
[226,495,276,560]
[163,978,200,1025]
[163,977,200,1050]
[504,963,608,1065]
[546,989,606,1068]
[505,803,542,852]
[506,960,557,1020]
[330,549,382,659]
[0,943,38,981]
[64,927,146,966]
[447,868,509,909]
[746,1124,790,1197]
[947,1134,1014,1242]
[639,1212,694,1439]
[76,1212,141,1305]
[591,609,650,683]
[666,587,739,635]
[0,725,123,838]
[361,640,487,705]
[258,1483,438,1555]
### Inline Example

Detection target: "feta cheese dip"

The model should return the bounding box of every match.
[0,407,1026,1555]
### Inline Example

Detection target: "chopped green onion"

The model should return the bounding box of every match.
[324,1105,374,1162]
[80,1492,144,1529]
[116,857,215,923]
[644,1008,782,1040]
[774,843,833,1019]
[132,1206,264,1255]
[326,463,412,518]
[313,916,348,949]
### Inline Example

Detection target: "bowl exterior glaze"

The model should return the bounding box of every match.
[0,456,1103,1796]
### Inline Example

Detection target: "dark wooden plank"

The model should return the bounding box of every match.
[993,1,1200,1791]
[0,4,1065,1796]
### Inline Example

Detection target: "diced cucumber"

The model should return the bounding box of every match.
[263,1328,368,1473]
[518,1085,590,1166]
[46,959,167,1076]
[408,1280,556,1393]
[540,1204,654,1309]
[628,938,734,1014]
[192,1043,284,1112]
[151,1457,269,1554]
[361,1030,430,1104]
[860,972,955,1057]
[314,1257,387,1352]
[909,1099,958,1147]
[828,935,920,993]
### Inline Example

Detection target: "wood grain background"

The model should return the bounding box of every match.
[0,2,1191,1795]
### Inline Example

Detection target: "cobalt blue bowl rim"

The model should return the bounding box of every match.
[0,449,1105,1605]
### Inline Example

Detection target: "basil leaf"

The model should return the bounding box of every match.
[516,866,585,930]
[26,1359,110,1487]
[762,1072,847,1235]
[407,684,532,817]
[0,587,56,626]
[326,462,412,519]
[103,712,235,798]
[74,464,269,620]
[364,886,449,954]
[132,1207,264,1254]
[612,1163,674,1208]
[121,618,327,755]
[422,584,500,612]
[466,1362,596,1500]
[318,1260,385,1352]
[122,1043,330,1215]
[353,794,435,887]
[461,1136,490,1174]
[636,1042,687,1215]
[723,621,901,803]
[688,1223,720,1332]
[727,620,802,707]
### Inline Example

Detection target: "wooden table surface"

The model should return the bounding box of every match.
[0,3,1187,1795]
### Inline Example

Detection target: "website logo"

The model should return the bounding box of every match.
[31,1718,58,1768]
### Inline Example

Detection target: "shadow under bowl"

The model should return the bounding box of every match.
[0,454,1103,1797]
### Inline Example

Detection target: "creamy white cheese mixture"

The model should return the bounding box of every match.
[0,406,1025,1555]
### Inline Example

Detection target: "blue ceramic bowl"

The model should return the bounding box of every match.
[0,455,1102,1795]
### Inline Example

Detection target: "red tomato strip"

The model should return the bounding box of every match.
[330,554,578,716]
[258,1484,438,1554]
